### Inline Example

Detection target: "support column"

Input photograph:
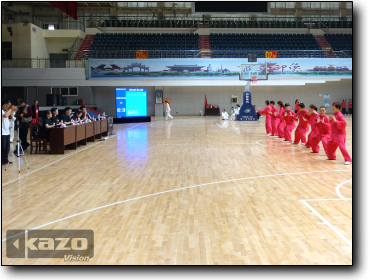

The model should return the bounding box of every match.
[295,2,302,19]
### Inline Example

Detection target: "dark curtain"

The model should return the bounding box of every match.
[49,2,78,20]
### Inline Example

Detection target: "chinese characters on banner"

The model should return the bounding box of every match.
[136,51,148,59]
[265,51,277,58]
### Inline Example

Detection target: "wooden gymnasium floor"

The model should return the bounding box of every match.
[2,116,352,265]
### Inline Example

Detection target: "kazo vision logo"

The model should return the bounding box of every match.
[6,230,94,261]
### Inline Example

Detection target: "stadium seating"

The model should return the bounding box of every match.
[324,34,352,55]
[82,32,351,59]
[87,33,199,59]
[98,19,352,29]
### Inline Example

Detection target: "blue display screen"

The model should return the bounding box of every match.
[116,88,147,117]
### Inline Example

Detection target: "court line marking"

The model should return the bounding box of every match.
[256,139,297,148]
[300,179,352,250]
[2,169,351,242]
[2,123,143,187]
[216,122,222,128]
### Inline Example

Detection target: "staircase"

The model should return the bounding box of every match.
[74,35,95,60]
[199,35,211,58]
[314,35,337,58]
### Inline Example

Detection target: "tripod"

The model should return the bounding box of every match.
[5,120,30,172]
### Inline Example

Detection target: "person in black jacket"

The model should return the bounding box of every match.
[72,110,82,122]
[50,107,60,125]
[60,107,72,125]
[40,110,55,141]
[80,106,92,121]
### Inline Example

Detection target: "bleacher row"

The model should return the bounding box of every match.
[90,33,199,51]
[211,33,321,51]
[83,32,352,59]
[99,19,352,29]
[324,34,352,52]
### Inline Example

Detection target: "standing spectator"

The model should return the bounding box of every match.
[9,108,16,143]
[294,99,300,113]
[31,100,39,124]
[253,105,261,120]
[2,100,18,165]
[341,99,347,115]
[348,99,352,115]
[17,98,33,151]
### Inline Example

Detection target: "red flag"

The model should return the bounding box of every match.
[205,95,208,108]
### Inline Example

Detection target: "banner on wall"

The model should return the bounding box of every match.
[156,90,163,104]
[86,58,352,80]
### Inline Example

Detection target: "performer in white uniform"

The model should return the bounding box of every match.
[230,107,236,121]
[234,105,240,121]
[9,110,16,142]
[221,109,229,120]
[165,101,173,121]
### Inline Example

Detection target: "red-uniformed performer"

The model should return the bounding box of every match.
[293,103,309,145]
[283,103,296,143]
[269,101,279,137]
[327,102,352,164]
[305,104,320,150]
[258,100,272,135]
[277,101,286,139]
[310,106,331,154]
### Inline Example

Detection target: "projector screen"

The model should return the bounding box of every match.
[116,88,147,117]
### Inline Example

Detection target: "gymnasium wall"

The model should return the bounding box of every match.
[157,79,352,115]
[2,23,32,58]
[31,25,49,59]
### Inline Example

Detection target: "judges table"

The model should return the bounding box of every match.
[50,120,108,154]
[205,108,220,116]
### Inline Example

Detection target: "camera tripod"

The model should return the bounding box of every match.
[5,121,30,173]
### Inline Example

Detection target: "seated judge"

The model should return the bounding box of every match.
[72,110,83,122]
[41,110,55,141]
[60,107,72,125]
[221,109,229,120]
[51,107,61,126]
[80,106,92,121]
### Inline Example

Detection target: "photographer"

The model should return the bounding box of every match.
[2,100,18,165]
[17,98,33,150]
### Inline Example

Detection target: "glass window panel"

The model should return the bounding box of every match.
[311,2,320,9]
[320,2,329,9]
[148,2,157,7]
[302,2,310,8]
[184,2,192,8]
[346,2,352,9]
[270,2,276,8]
[164,2,173,7]
[137,2,146,7]
[286,2,295,8]
[276,2,285,8]
[330,2,339,9]
[117,2,128,7]
[128,2,137,7]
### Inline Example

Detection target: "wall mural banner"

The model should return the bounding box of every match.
[86,58,352,80]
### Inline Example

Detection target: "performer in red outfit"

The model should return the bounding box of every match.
[348,99,352,115]
[277,101,285,139]
[305,104,320,150]
[283,103,296,143]
[258,100,272,135]
[327,102,352,164]
[341,99,347,115]
[310,106,331,154]
[294,99,299,113]
[269,101,279,137]
[293,103,309,145]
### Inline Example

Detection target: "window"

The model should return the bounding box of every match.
[270,2,276,8]
[330,2,340,9]
[53,87,78,96]
[310,2,321,9]
[148,2,157,7]
[128,2,138,7]
[346,2,352,9]
[48,24,55,30]
[276,2,285,9]
[302,2,310,9]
